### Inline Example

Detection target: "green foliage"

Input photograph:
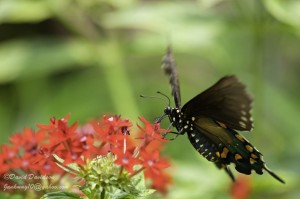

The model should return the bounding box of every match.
[41,191,83,199]
[79,154,154,199]
[49,153,155,199]
[0,0,299,198]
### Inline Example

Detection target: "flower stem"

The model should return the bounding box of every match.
[130,167,145,178]
[54,159,80,175]
[101,188,106,199]
[119,166,124,177]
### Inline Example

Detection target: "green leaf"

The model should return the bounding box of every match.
[0,0,51,23]
[53,154,64,164]
[0,38,94,83]
[120,168,155,197]
[102,2,222,51]
[264,0,300,27]
[41,191,83,199]
[53,154,80,173]
[111,188,155,199]
[130,167,147,191]
[111,190,135,199]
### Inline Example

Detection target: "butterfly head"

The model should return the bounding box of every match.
[164,107,187,131]
[164,106,181,117]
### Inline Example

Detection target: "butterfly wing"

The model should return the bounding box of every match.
[162,46,181,108]
[182,75,253,131]
[188,116,284,183]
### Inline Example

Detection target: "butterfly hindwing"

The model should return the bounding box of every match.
[188,116,284,183]
[182,76,253,131]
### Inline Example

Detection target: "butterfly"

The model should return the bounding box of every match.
[157,46,285,183]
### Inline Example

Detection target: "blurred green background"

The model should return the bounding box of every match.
[0,0,299,198]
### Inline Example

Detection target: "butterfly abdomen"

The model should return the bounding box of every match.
[187,130,220,162]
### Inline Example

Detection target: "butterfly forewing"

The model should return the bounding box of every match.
[182,76,253,131]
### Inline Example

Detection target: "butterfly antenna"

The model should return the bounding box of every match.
[156,91,171,106]
[140,94,169,107]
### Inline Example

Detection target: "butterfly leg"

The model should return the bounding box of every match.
[163,131,181,140]
[215,162,235,182]
[154,114,168,123]
[163,128,185,141]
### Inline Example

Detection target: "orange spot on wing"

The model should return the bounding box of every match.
[235,134,244,142]
[235,154,243,161]
[251,153,258,159]
[250,158,256,164]
[245,145,253,152]
[221,147,229,158]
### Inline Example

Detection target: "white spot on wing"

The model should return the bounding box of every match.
[239,121,246,128]
[241,116,248,122]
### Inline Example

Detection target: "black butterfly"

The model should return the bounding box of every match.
[158,46,285,183]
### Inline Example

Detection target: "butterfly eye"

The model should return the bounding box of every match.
[164,107,172,114]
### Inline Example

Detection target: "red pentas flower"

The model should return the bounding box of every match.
[138,149,172,193]
[230,175,252,199]
[36,113,71,132]
[140,150,170,174]
[91,115,137,153]
[98,115,132,135]
[147,169,172,195]
[136,117,169,149]
[63,135,99,165]
[0,154,10,174]
[111,147,141,173]
[36,113,78,146]
[10,128,45,155]
[33,144,66,174]
[1,144,19,161]
[10,153,32,170]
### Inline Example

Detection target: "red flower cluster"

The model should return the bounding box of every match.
[0,114,172,195]
[92,115,172,193]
